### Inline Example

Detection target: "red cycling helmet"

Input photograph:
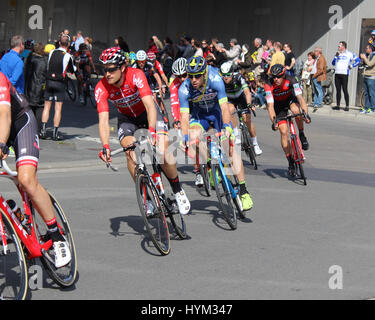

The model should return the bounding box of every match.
[99,47,127,65]
[147,52,157,62]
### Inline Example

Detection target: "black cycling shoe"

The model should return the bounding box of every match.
[299,133,310,151]
[40,130,47,140]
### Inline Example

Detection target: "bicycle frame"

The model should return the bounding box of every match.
[288,117,305,164]
[0,161,53,259]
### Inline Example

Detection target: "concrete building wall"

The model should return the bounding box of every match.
[1,0,374,105]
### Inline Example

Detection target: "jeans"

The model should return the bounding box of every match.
[312,78,323,107]
[252,92,266,106]
[364,77,375,111]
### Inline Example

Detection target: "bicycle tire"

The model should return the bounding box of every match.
[292,136,307,186]
[231,175,246,220]
[212,164,237,230]
[135,173,171,256]
[66,78,76,102]
[0,210,28,300]
[200,164,211,197]
[242,126,258,170]
[166,199,187,240]
[33,194,77,288]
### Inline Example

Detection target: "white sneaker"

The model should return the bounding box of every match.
[253,145,263,156]
[53,241,72,269]
[145,200,155,217]
[175,189,191,215]
[195,174,204,187]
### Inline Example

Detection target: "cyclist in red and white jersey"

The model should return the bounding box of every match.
[0,72,71,268]
[265,64,311,176]
[169,58,188,129]
[95,47,191,215]
[74,43,97,104]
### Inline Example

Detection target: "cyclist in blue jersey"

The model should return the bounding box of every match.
[179,56,254,211]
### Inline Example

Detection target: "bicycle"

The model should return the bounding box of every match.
[80,72,98,108]
[209,132,246,230]
[0,159,77,300]
[108,138,187,256]
[154,85,171,129]
[236,106,258,170]
[65,73,77,102]
[273,112,309,186]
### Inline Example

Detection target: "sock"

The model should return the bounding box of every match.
[41,123,47,133]
[46,217,64,242]
[239,181,248,196]
[299,130,305,136]
[53,127,59,137]
[168,176,182,194]
[250,137,258,146]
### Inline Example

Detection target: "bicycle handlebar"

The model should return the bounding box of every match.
[0,160,18,177]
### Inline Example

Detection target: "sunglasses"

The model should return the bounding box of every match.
[222,73,233,78]
[104,66,120,74]
[177,73,188,79]
[188,73,204,80]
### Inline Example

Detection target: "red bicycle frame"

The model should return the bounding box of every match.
[288,118,305,164]
[0,164,53,260]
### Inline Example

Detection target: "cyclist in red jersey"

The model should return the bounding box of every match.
[148,52,169,90]
[95,48,191,215]
[265,64,311,176]
[74,43,97,104]
[0,72,71,268]
[169,58,188,129]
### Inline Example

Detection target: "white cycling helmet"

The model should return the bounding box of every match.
[220,62,234,76]
[172,58,187,76]
[136,50,148,61]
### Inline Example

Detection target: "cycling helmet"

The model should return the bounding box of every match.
[172,58,187,76]
[220,62,234,76]
[99,47,127,65]
[79,43,88,52]
[147,52,157,62]
[44,44,56,55]
[187,56,207,75]
[372,30,375,36]
[136,50,148,61]
[24,39,35,50]
[270,64,286,78]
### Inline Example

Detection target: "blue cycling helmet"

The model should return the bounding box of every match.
[187,56,207,75]
[372,30,375,36]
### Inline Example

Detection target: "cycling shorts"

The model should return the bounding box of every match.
[275,96,299,123]
[45,80,65,102]
[190,107,223,133]
[228,93,250,114]
[8,110,40,169]
[117,104,168,142]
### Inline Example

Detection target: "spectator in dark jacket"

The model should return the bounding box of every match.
[115,36,130,52]
[24,42,47,132]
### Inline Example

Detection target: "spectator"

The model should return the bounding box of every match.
[192,39,203,57]
[252,76,267,108]
[147,37,158,57]
[202,40,212,59]
[41,35,75,141]
[0,35,25,93]
[115,36,130,52]
[24,42,47,132]
[85,37,93,51]
[237,44,253,75]
[152,36,164,52]
[284,43,296,76]
[268,42,285,74]
[211,42,227,68]
[74,30,84,52]
[21,39,34,61]
[369,30,375,50]
[222,38,242,64]
[301,52,315,106]
[261,40,274,73]
[332,41,361,111]
[360,44,375,114]
[249,38,264,77]
[160,37,175,60]
[70,35,77,54]
[311,47,327,109]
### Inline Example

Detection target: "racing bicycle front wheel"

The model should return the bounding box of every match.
[0,210,28,300]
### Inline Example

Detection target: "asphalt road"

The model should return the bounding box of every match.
[2,98,375,300]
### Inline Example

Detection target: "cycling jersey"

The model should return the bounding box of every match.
[0,72,39,169]
[132,62,158,90]
[264,75,302,105]
[153,60,165,77]
[224,73,249,100]
[74,50,93,67]
[95,67,152,118]
[332,51,361,75]
[169,76,183,123]
[0,72,30,120]
[179,65,228,132]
